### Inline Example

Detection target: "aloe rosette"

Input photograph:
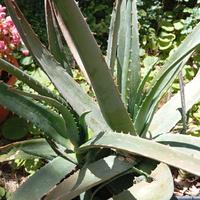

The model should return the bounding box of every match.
[1,0,200,199]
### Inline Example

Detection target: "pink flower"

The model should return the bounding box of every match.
[0,12,6,20]
[11,27,21,45]
[2,25,9,34]
[0,40,6,51]
[0,4,21,57]
[0,5,6,13]
[5,16,13,27]
[22,49,29,56]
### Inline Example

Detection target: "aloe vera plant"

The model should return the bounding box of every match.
[1,0,200,199]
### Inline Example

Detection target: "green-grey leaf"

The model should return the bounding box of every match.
[0,83,69,147]
[5,0,110,134]
[111,163,173,200]
[135,56,158,116]
[106,0,122,73]
[149,72,200,137]
[155,133,200,158]
[52,0,135,135]
[78,131,200,176]
[45,0,72,74]
[0,139,56,162]
[11,88,80,147]
[10,157,76,200]
[44,155,134,200]
[116,0,126,90]
[127,0,141,116]
[135,35,195,135]
[0,58,65,104]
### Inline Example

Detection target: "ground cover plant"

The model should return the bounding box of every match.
[1,0,200,199]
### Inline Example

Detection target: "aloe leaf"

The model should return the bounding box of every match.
[10,157,76,200]
[106,0,122,73]
[149,71,200,137]
[121,0,140,109]
[117,0,126,69]
[135,50,193,135]
[78,131,200,176]
[50,1,90,84]
[0,83,69,147]
[116,0,126,90]
[111,163,173,200]
[11,88,80,147]
[0,58,66,104]
[5,0,110,134]
[52,0,135,135]
[155,133,200,157]
[126,0,141,116]
[45,0,72,75]
[135,57,158,112]
[121,0,132,104]
[0,139,56,162]
[44,155,134,200]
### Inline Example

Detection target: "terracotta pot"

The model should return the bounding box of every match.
[0,56,18,123]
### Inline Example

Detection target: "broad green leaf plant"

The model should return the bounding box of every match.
[1,0,200,199]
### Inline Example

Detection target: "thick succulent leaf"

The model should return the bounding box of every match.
[111,163,173,200]
[135,22,200,135]
[116,0,126,90]
[0,139,56,162]
[0,83,69,147]
[149,72,200,137]
[78,131,200,176]
[49,1,90,84]
[5,0,110,134]
[45,0,72,74]
[11,88,80,147]
[52,0,136,135]
[10,157,76,200]
[135,56,158,111]
[106,0,122,73]
[155,133,200,158]
[44,155,134,200]
[0,58,66,104]
[117,0,126,70]
[120,0,140,106]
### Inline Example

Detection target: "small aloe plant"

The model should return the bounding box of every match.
[1,0,200,199]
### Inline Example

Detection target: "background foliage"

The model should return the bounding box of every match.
[1,0,199,55]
